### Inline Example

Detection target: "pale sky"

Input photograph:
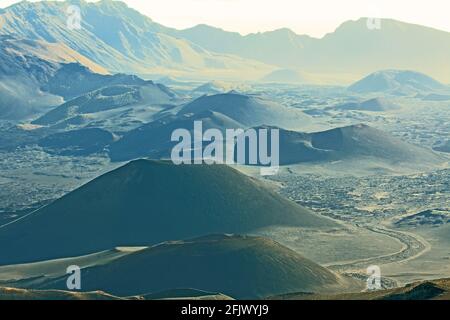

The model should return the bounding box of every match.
[1,0,450,37]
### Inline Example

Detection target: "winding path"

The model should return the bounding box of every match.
[327,225,430,273]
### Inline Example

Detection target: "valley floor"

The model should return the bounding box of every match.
[1,86,449,296]
[261,168,449,287]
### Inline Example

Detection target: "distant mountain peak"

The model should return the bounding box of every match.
[264,27,298,36]
[349,69,447,94]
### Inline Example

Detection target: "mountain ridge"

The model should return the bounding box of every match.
[0,0,273,79]
[3,1,450,82]
[174,18,450,83]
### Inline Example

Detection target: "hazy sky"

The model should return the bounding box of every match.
[2,0,450,37]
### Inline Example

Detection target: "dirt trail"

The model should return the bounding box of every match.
[327,225,430,273]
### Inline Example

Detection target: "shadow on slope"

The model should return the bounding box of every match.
[0,160,336,265]
[35,235,353,299]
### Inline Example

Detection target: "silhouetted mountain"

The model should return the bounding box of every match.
[0,160,335,265]
[176,19,450,83]
[176,25,314,70]
[36,235,350,299]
